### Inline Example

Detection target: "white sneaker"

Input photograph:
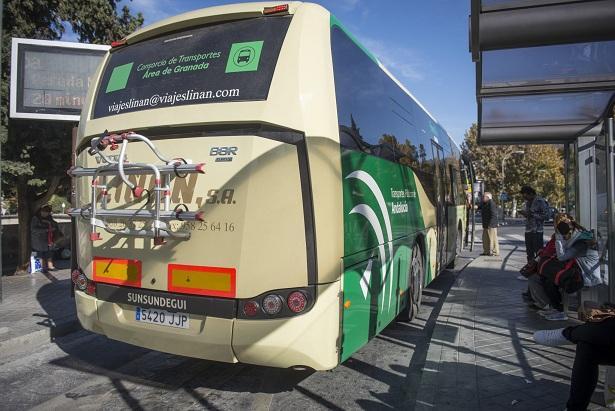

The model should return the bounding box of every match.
[533,328,573,346]
[545,311,568,321]
[537,308,557,317]
[516,275,528,281]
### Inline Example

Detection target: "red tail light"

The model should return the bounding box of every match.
[243,301,259,317]
[71,269,81,284]
[86,281,97,296]
[287,291,307,313]
[72,268,96,296]
[263,4,289,15]
[110,39,127,48]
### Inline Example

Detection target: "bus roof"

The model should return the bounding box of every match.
[84,2,459,149]
[124,2,303,45]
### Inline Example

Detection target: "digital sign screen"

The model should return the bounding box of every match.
[10,38,109,121]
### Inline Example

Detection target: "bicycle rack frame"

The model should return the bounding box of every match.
[68,131,205,245]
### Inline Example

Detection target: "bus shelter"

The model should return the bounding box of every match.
[470,0,615,301]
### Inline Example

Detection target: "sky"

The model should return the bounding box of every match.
[104,0,477,144]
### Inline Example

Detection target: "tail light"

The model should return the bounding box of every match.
[86,281,97,296]
[72,268,97,296]
[262,294,283,315]
[73,271,88,291]
[243,301,259,317]
[238,287,314,319]
[71,269,81,284]
[110,39,127,48]
[287,291,307,313]
[263,4,289,15]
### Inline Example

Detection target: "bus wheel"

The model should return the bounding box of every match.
[398,244,424,322]
[447,228,463,269]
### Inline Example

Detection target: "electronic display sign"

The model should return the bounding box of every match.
[10,38,109,121]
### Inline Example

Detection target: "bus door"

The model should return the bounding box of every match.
[431,141,447,271]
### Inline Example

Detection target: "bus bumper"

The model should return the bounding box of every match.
[75,290,237,363]
[231,281,341,370]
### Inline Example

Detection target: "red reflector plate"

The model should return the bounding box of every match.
[168,264,236,298]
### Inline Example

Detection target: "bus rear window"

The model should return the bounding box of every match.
[92,16,292,119]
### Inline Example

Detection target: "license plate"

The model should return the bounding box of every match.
[135,307,189,329]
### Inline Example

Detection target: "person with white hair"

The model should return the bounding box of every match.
[481,192,499,256]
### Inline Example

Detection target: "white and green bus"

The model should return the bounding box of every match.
[70,1,467,370]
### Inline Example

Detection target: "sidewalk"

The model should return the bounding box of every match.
[414,235,606,410]
[0,265,80,358]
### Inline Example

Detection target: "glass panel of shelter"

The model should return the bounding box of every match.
[482,41,615,89]
[481,91,614,127]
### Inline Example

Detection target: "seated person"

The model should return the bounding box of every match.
[534,316,615,410]
[527,214,600,321]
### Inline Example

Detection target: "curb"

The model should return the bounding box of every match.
[0,319,81,359]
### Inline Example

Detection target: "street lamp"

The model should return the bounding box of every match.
[500,150,525,221]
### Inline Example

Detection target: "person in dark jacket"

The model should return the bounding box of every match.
[533,317,615,410]
[518,185,547,262]
[31,204,60,273]
[481,192,499,256]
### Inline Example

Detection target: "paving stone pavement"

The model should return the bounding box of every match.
[0,261,79,357]
[414,234,607,411]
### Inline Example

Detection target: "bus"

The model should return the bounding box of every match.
[69,1,467,370]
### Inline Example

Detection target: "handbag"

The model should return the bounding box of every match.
[586,304,615,322]
[519,260,537,278]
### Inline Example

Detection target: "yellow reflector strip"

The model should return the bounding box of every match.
[93,257,141,287]
[168,264,236,297]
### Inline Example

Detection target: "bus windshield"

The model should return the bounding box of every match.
[92,16,292,119]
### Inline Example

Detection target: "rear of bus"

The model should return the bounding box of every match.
[72,2,344,370]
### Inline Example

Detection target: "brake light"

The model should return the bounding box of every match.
[75,272,88,291]
[71,269,81,284]
[72,268,97,296]
[243,301,259,317]
[86,281,97,296]
[287,291,307,313]
[263,4,289,15]
[110,39,127,48]
[262,294,283,315]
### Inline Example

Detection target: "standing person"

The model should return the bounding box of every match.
[533,318,615,410]
[31,204,60,273]
[518,186,548,263]
[481,192,499,256]
[464,192,472,247]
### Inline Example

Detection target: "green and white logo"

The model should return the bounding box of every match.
[346,170,394,310]
[105,62,133,93]
[225,41,264,73]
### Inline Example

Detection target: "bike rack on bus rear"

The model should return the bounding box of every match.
[68,132,205,245]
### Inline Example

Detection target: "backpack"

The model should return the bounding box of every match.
[541,257,584,294]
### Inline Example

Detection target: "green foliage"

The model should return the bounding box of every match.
[462,124,565,207]
[0,0,143,266]
[47,193,71,213]
[60,1,143,44]
[1,0,143,201]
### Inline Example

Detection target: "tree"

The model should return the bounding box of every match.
[1,0,143,270]
[462,123,565,209]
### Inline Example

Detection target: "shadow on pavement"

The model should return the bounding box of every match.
[31,263,464,409]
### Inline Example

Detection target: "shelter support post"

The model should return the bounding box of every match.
[607,118,615,303]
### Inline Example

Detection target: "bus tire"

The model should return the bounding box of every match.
[398,244,424,322]
[447,227,463,269]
